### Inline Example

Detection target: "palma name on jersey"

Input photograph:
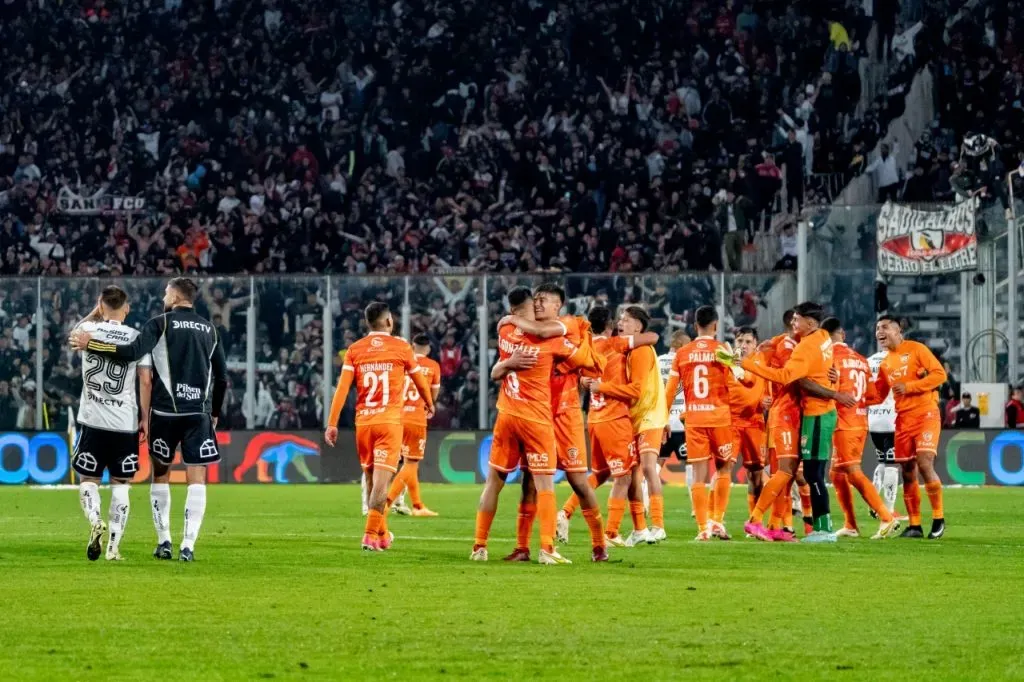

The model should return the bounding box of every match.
[867,350,896,433]
[76,321,151,433]
[658,352,685,432]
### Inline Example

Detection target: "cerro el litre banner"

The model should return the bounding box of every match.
[876,199,978,275]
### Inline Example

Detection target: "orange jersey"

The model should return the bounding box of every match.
[496,324,578,425]
[729,370,767,428]
[588,335,631,424]
[340,332,422,426]
[671,337,732,428]
[742,328,835,417]
[403,355,441,426]
[832,343,870,431]
[551,316,584,415]
[874,340,947,420]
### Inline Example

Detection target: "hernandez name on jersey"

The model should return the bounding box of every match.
[76,321,151,433]
[867,351,896,433]
[658,352,685,432]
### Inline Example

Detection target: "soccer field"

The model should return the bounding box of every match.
[3,485,1023,681]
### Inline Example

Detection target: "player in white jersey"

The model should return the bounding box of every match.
[652,331,690,514]
[72,286,152,561]
[867,349,904,519]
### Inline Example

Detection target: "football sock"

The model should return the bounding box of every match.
[582,507,605,548]
[830,470,856,529]
[537,490,556,553]
[753,471,794,520]
[803,461,832,532]
[708,487,717,519]
[649,493,665,528]
[182,483,207,552]
[781,490,794,529]
[712,474,731,524]
[747,493,756,516]
[641,477,650,512]
[924,480,944,520]
[386,471,406,507]
[515,502,536,551]
[799,483,812,519]
[107,484,130,556]
[473,509,495,549]
[606,497,626,537]
[686,464,695,510]
[629,500,648,532]
[405,461,423,508]
[872,463,885,495]
[850,470,893,523]
[904,482,922,527]
[79,481,101,526]
[881,466,900,513]
[367,509,385,539]
[150,483,172,544]
[561,493,581,519]
[360,472,369,514]
[691,482,710,531]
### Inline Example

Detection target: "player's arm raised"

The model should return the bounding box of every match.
[325,362,355,447]
[900,345,947,395]
[73,315,164,361]
[734,339,812,386]
[497,315,567,338]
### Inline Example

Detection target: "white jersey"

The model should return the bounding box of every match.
[867,351,896,433]
[658,351,685,432]
[76,321,151,433]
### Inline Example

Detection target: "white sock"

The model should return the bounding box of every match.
[872,463,885,494]
[396,490,407,508]
[881,467,900,513]
[182,483,207,552]
[685,464,695,509]
[641,476,650,514]
[107,484,130,556]
[360,472,369,515]
[79,482,101,526]
[150,483,172,545]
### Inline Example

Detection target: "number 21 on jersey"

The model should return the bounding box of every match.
[363,370,390,407]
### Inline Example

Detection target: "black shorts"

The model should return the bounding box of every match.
[660,430,686,462]
[870,432,896,463]
[149,413,220,466]
[73,425,140,480]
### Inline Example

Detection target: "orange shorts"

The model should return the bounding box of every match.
[833,429,867,467]
[768,410,800,459]
[402,423,427,461]
[589,418,636,478]
[356,423,403,473]
[634,428,664,458]
[686,425,734,463]
[554,409,588,473]
[895,411,942,462]
[490,413,557,476]
[734,425,766,469]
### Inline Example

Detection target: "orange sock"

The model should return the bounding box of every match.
[650,494,664,528]
[712,474,731,523]
[691,482,709,531]
[924,480,944,520]
[515,502,537,551]
[830,469,856,530]
[365,509,383,538]
[753,471,794,519]
[769,492,788,529]
[708,488,717,519]
[629,500,648,531]
[582,507,605,548]
[537,490,556,553]
[850,470,892,523]
[607,497,626,537]
[747,493,756,516]
[474,510,495,549]
[406,463,423,508]
[798,483,812,518]
[561,493,581,519]
[379,504,391,539]
[386,469,407,506]
[904,482,922,527]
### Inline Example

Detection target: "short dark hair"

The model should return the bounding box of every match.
[364,302,391,329]
[736,326,758,341]
[876,314,901,327]
[412,333,431,348]
[821,317,842,334]
[100,285,128,310]
[695,305,718,329]
[168,277,198,304]
[588,305,612,334]
[507,286,533,309]
[793,301,825,322]
[782,309,795,327]
[534,282,566,304]
[623,305,650,332]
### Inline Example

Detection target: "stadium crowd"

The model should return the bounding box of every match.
[0,0,975,429]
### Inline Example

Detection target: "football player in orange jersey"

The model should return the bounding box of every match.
[820,318,901,539]
[473,287,593,564]
[873,315,948,539]
[730,327,769,518]
[325,303,435,551]
[387,334,442,517]
[664,306,735,540]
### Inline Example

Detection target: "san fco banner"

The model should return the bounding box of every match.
[875,199,978,275]
[2,430,1023,486]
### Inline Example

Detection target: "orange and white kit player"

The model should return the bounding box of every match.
[728,326,769,519]
[872,314,947,540]
[325,302,434,552]
[664,305,734,541]
[818,318,900,539]
[386,333,442,517]
[472,286,594,565]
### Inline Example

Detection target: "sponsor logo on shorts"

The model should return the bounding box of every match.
[373,447,389,463]
[567,446,581,463]
[608,457,625,474]
[122,453,139,474]
[151,439,171,462]
[75,452,98,473]
[525,451,550,469]
[718,443,734,458]
[800,435,808,447]
[199,439,219,459]
[401,443,410,458]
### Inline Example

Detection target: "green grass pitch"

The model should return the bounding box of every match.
[2,484,1023,681]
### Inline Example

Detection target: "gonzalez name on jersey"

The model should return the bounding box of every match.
[77,321,151,433]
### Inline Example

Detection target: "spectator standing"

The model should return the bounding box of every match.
[865,143,901,203]
[1006,387,1024,428]
[953,392,981,429]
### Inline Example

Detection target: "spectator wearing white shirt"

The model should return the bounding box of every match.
[865,142,901,202]
[12,314,32,352]
[774,222,798,270]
